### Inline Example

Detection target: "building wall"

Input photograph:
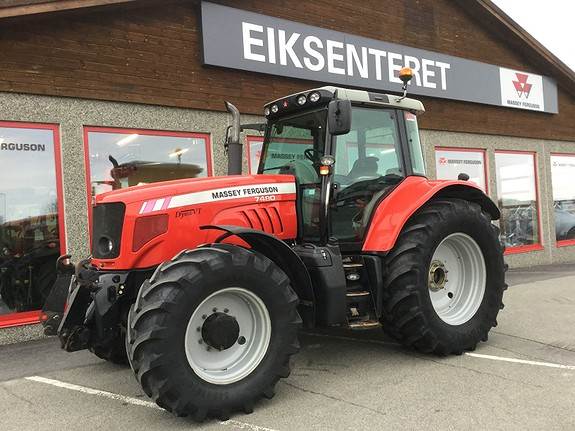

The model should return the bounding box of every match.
[0,0,573,142]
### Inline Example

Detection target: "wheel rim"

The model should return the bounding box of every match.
[184,287,271,385]
[428,233,486,325]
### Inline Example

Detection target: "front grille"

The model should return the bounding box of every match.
[91,202,125,259]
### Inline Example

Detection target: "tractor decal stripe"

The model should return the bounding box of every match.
[153,198,165,212]
[143,200,156,213]
[161,197,172,210]
[139,201,147,214]
[167,182,296,210]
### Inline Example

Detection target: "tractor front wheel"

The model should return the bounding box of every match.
[382,198,506,355]
[126,244,301,421]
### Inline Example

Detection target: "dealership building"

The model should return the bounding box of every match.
[0,0,574,330]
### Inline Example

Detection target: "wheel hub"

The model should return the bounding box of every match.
[201,312,240,351]
[428,260,448,292]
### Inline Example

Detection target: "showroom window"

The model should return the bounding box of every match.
[495,151,542,253]
[435,147,488,192]
[246,135,264,175]
[550,154,575,247]
[84,127,212,198]
[0,122,65,327]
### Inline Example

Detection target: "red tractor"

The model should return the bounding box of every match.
[44,70,506,421]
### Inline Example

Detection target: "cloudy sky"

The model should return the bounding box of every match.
[492,0,575,72]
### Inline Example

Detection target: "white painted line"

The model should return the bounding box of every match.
[25,376,161,409]
[25,376,279,431]
[465,352,575,370]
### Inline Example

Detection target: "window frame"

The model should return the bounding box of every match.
[434,146,489,193]
[0,121,66,328]
[83,126,213,231]
[550,152,575,248]
[494,150,544,255]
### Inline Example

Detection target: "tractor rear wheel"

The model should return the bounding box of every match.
[382,198,506,355]
[126,244,301,421]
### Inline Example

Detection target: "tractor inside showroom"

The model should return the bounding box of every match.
[43,68,506,421]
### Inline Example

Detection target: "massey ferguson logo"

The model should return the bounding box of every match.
[439,157,448,165]
[500,67,544,111]
[512,73,532,98]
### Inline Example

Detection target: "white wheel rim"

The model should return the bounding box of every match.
[428,233,486,325]
[184,287,271,385]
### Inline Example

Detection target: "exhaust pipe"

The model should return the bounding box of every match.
[224,101,242,175]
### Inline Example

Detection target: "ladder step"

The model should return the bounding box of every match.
[346,290,370,298]
[343,263,363,269]
[348,320,381,330]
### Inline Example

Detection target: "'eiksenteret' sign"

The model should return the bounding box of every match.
[201,2,558,114]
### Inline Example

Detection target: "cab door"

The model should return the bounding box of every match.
[330,107,406,248]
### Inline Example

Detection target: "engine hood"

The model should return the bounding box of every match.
[91,174,299,270]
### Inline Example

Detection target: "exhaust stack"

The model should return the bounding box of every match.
[224,101,242,175]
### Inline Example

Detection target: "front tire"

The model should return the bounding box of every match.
[127,244,301,420]
[382,199,506,355]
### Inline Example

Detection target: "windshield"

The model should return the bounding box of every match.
[258,109,327,185]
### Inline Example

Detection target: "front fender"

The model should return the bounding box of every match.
[362,176,499,253]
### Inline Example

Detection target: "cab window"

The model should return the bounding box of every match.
[332,107,403,243]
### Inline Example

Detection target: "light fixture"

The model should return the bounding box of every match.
[169,148,189,158]
[115,133,139,147]
[309,92,320,103]
[271,104,279,113]
[297,94,307,105]
[264,107,270,116]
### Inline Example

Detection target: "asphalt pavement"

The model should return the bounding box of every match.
[1,265,574,430]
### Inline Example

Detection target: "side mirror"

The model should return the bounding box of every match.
[328,100,351,136]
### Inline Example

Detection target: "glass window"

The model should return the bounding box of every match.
[495,152,541,251]
[246,136,264,175]
[259,110,327,240]
[551,154,575,245]
[85,128,211,197]
[435,148,487,192]
[405,112,426,175]
[332,107,403,242]
[0,123,64,321]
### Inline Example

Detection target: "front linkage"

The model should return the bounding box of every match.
[43,256,147,360]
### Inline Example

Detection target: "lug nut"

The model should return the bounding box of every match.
[238,336,246,345]
[198,339,203,344]
[224,308,229,313]
[196,326,201,332]
[202,314,207,320]
[212,307,218,313]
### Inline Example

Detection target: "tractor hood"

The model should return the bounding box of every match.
[91,174,298,270]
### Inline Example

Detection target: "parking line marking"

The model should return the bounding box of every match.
[465,352,575,370]
[25,376,279,431]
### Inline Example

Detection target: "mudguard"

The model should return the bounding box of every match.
[201,225,316,326]
[362,176,500,253]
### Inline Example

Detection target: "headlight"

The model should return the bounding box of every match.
[297,94,307,105]
[264,107,270,116]
[97,236,114,255]
[271,104,279,113]
[309,92,321,103]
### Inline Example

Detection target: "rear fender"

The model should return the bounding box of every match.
[362,176,499,253]
[200,225,315,326]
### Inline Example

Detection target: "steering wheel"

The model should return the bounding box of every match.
[304,148,321,163]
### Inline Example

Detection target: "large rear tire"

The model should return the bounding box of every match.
[382,199,506,355]
[127,244,301,421]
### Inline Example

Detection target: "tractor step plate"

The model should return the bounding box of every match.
[348,319,381,330]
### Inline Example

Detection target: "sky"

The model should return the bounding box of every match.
[492,0,575,72]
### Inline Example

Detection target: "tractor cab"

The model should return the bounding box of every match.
[259,85,426,248]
